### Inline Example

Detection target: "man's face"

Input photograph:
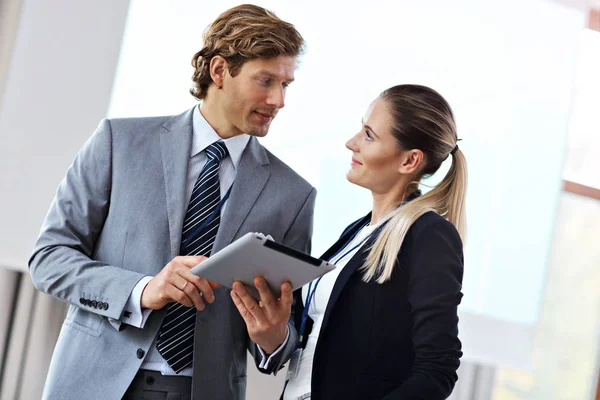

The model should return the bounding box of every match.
[220,55,296,137]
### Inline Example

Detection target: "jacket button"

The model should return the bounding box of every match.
[79,298,85,304]
[91,300,98,308]
[137,349,145,359]
[84,299,91,306]
[103,303,109,310]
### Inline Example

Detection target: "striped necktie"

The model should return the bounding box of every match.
[156,141,229,373]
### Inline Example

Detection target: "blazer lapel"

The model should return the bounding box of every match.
[212,137,270,252]
[319,214,371,262]
[159,108,195,258]
[317,191,421,334]
[318,213,375,334]
[295,214,371,346]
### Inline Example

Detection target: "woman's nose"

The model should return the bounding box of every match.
[346,133,359,151]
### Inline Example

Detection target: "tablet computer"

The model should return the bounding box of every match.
[190,232,335,300]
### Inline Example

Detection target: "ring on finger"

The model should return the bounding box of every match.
[181,281,189,291]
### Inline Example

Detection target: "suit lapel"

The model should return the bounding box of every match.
[318,213,375,334]
[159,108,195,258]
[318,191,421,332]
[212,137,270,252]
[295,214,371,347]
[320,215,371,262]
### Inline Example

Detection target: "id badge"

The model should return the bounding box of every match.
[286,348,303,381]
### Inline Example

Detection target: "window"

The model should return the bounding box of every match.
[491,26,600,400]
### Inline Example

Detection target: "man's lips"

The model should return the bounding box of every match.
[254,111,275,119]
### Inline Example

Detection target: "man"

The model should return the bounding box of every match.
[28,5,314,399]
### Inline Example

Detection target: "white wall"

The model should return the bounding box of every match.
[0,0,23,105]
[0,0,131,272]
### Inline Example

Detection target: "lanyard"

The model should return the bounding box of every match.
[297,221,370,346]
[179,183,234,251]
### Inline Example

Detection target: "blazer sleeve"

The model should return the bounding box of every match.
[249,187,317,374]
[383,219,464,400]
[28,119,147,328]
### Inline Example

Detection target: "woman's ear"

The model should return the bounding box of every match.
[398,149,424,175]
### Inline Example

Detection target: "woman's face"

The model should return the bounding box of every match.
[345,98,407,194]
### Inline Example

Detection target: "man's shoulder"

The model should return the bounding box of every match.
[107,113,174,132]
[260,145,313,192]
[106,108,192,135]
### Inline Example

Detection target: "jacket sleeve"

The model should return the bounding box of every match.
[28,119,147,329]
[383,219,464,400]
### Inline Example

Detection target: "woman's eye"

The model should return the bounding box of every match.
[365,130,373,141]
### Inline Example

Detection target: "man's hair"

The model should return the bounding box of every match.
[190,4,305,100]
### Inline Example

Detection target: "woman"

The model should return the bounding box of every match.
[283,84,467,400]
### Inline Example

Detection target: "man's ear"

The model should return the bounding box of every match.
[209,56,228,89]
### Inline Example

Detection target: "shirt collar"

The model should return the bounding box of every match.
[191,105,250,170]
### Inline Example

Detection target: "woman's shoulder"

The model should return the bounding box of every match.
[407,211,462,246]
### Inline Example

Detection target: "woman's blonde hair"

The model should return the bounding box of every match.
[361,84,468,284]
[190,4,305,100]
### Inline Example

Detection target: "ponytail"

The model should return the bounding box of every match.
[360,148,467,284]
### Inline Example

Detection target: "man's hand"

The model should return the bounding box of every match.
[141,256,221,311]
[230,277,293,355]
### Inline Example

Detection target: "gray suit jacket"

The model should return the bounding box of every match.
[29,108,316,400]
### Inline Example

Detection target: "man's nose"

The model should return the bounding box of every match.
[267,86,285,109]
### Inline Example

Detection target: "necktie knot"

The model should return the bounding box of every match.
[206,141,228,162]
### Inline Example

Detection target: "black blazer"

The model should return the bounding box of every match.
[290,211,464,400]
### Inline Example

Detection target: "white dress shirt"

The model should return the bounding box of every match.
[283,223,379,400]
[120,106,285,376]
